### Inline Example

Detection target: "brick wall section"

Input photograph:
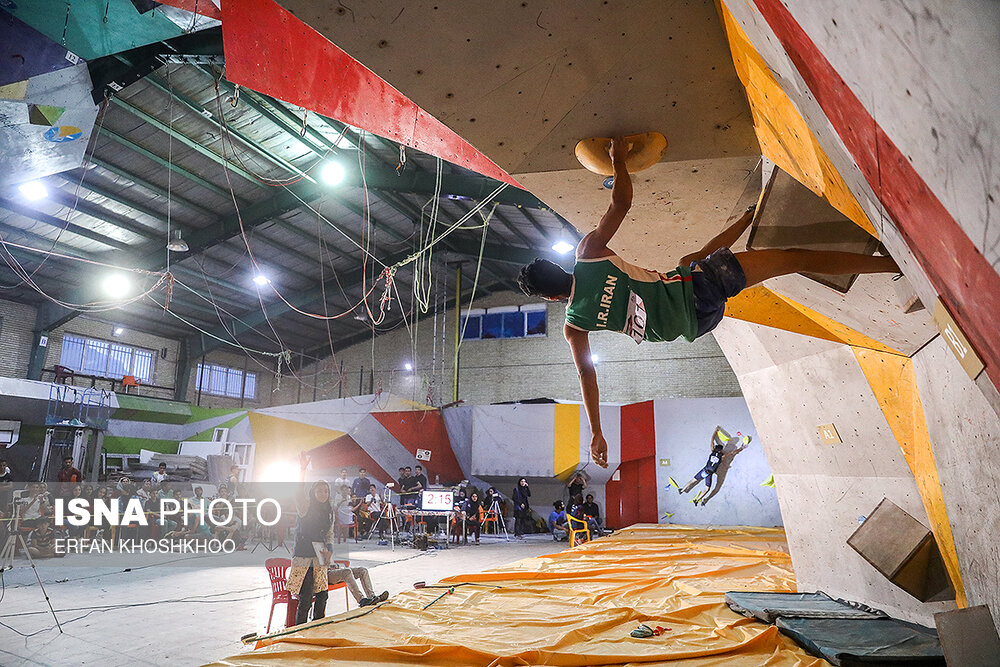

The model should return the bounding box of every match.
[0,291,742,407]
[272,290,743,406]
[0,299,38,379]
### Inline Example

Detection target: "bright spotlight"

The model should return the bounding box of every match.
[551,240,574,254]
[103,273,131,299]
[590,354,599,363]
[18,181,48,201]
[253,273,270,286]
[259,460,300,483]
[321,161,346,185]
[404,362,413,371]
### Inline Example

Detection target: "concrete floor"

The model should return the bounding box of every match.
[0,533,564,666]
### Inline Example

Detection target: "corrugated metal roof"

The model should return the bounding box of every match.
[1,39,572,374]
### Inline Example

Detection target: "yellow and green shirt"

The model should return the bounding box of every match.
[565,254,697,343]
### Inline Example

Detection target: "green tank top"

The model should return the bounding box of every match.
[565,254,697,343]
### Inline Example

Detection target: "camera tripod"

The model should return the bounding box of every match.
[485,497,509,541]
[366,492,400,550]
[0,506,63,632]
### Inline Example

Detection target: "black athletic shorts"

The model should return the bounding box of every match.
[690,247,746,338]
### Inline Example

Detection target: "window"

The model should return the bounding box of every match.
[195,363,257,400]
[59,334,154,383]
[460,304,547,340]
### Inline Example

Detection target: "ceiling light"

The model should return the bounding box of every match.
[18,181,47,201]
[113,326,124,337]
[103,273,131,299]
[590,354,599,363]
[321,161,346,185]
[404,362,413,371]
[551,240,574,254]
[166,229,189,252]
[253,273,270,286]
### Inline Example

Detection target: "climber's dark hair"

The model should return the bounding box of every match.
[517,259,572,299]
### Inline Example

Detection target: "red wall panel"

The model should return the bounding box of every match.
[617,401,658,526]
[371,411,465,484]
[751,0,1000,392]
[221,0,519,187]
[620,400,656,462]
[306,434,392,485]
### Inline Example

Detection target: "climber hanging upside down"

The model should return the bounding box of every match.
[518,137,899,468]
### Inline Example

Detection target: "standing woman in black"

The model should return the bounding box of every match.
[512,477,532,538]
[287,479,335,625]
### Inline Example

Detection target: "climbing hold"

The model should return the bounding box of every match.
[761,474,775,488]
[575,131,667,176]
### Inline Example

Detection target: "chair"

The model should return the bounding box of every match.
[328,559,352,610]
[567,514,590,548]
[52,365,75,385]
[264,557,292,633]
[265,557,353,633]
[482,509,498,534]
[120,375,139,394]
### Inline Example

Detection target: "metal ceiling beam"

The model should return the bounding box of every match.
[196,67,325,156]
[111,96,263,187]
[140,71,318,185]
[56,172,174,232]
[0,221,101,262]
[98,126,234,201]
[0,197,132,251]
[202,236,318,287]
[46,188,161,242]
[86,157,217,218]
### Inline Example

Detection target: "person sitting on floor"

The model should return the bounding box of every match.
[18,483,50,529]
[151,462,168,487]
[548,501,569,541]
[27,519,63,558]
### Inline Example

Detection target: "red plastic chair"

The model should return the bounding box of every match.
[265,557,352,632]
[264,557,292,633]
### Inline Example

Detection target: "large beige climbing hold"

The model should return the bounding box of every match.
[574,132,667,176]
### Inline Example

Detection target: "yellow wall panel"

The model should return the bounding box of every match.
[248,412,345,480]
[717,2,877,238]
[726,286,900,355]
[553,404,581,480]
[853,348,966,605]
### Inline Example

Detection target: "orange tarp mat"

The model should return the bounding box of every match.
[214,525,825,666]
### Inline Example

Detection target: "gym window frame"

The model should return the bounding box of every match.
[460,304,547,341]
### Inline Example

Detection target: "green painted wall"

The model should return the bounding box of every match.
[102,436,179,456]
[187,415,247,442]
